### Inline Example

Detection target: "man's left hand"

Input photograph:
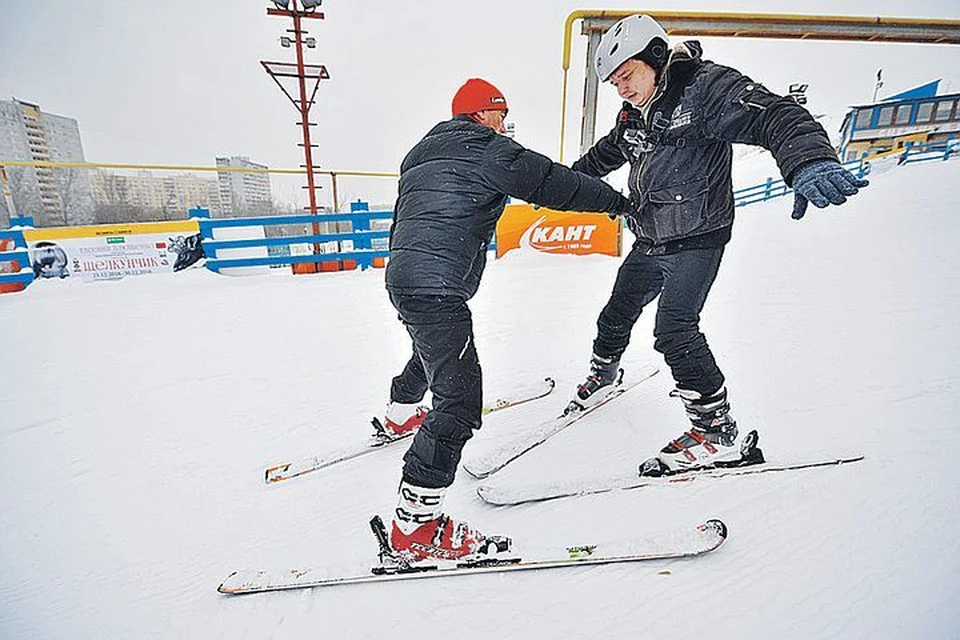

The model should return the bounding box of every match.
[791,160,869,220]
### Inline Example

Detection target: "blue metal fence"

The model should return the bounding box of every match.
[732,142,957,209]
[197,208,393,273]
[3,147,957,289]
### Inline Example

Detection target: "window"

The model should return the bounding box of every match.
[895,104,912,125]
[934,100,956,122]
[877,105,895,127]
[916,102,935,123]
[855,108,873,129]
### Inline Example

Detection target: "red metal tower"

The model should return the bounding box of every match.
[262,0,329,262]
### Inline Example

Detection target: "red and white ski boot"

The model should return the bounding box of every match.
[385,481,511,567]
[374,402,429,440]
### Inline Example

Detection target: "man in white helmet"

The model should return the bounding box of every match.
[569,14,868,477]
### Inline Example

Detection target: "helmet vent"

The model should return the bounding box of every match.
[609,42,620,56]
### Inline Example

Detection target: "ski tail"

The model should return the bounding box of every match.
[478,455,865,506]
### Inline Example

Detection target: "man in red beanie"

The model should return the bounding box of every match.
[375,77,629,568]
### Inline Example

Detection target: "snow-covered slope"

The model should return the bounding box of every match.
[1,160,958,639]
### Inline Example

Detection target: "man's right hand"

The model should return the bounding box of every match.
[608,193,632,220]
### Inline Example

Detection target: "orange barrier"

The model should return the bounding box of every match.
[0,238,26,293]
[495,203,621,258]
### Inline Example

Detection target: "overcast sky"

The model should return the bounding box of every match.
[2,0,959,207]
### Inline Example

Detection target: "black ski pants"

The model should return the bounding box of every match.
[389,292,482,489]
[593,244,725,396]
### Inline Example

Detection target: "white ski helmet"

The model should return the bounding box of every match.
[595,14,669,82]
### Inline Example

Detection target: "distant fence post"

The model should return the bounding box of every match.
[350,200,372,270]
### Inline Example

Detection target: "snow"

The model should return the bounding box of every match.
[2,160,959,638]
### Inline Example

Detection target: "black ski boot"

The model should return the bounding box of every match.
[567,353,622,413]
[639,386,764,477]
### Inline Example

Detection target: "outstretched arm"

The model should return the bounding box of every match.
[482,136,629,215]
[700,64,867,218]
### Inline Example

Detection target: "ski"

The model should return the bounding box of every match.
[477,455,865,506]
[264,377,556,484]
[462,366,660,480]
[217,517,727,595]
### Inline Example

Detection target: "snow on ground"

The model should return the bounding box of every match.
[2,160,959,639]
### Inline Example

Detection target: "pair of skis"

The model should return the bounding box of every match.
[263,376,558,484]
[264,367,661,485]
[222,370,863,595]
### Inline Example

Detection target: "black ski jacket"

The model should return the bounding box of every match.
[573,42,838,254]
[386,116,629,299]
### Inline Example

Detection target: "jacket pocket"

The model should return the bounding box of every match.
[641,178,710,243]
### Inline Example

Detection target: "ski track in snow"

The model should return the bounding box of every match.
[1,162,959,638]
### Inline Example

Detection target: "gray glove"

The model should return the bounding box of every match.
[790,160,869,220]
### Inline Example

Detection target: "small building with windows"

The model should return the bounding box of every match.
[838,80,959,162]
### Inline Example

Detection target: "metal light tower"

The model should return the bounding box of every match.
[263,0,329,261]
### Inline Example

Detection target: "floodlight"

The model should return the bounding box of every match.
[305,37,316,48]
[280,36,293,48]
[300,0,322,8]
[272,0,290,8]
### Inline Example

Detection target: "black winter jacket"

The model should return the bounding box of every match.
[573,42,838,254]
[386,116,629,299]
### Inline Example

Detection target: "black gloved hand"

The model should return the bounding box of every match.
[790,160,869,220]
[615,102,645,159]
[608,193,632,220]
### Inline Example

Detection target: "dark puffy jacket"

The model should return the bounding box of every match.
[573,42,838,254]
[386,116,629,299]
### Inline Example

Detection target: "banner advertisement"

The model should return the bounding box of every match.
[495,204,621,259]
[24,220,203,282]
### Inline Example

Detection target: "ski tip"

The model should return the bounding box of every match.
[544,377,556,388]
[700,518,728,541]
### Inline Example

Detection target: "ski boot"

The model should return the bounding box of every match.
[374,481,512,572]
[566,353,623,414]
[372,401,429,442]
[639,386,764,477]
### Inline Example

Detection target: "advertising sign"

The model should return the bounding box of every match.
[24,220,203,282]
[495,203,621,259]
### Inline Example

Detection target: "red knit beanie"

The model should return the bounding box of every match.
[451,78,508,116]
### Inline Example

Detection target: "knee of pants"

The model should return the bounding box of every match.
[430,381,483,429]
[421,408,479,442]
[402,424,473,489]
[653,328,704,357]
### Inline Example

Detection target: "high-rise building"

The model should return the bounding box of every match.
[0,98,94,227]
[91,170,223,221]
[215,156,273,218]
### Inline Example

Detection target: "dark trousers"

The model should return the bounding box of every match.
[593,244,725,396]
[389,293,482,489]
